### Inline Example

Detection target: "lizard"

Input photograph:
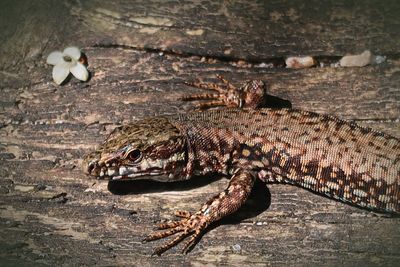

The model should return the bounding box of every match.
[82,75,400,255]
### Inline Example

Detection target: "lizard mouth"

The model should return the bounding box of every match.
[85,160,167,181]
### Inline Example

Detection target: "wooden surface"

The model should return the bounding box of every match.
[1,1,399,266]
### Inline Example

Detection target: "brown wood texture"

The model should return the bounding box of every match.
[1,1,399,266]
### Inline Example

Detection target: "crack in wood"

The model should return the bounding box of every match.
[91,43,400,68]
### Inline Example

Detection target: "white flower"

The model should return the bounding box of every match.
[46,46,89,85]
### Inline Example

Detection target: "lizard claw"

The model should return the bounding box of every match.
[144,210,209,255]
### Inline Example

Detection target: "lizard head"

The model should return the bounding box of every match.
[82,117,187,182]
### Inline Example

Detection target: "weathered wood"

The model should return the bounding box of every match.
[0,0,399,266]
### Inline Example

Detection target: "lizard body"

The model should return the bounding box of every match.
[83,79,400,255]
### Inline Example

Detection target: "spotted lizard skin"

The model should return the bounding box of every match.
[83,78,400,255]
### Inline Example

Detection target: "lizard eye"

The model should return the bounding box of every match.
[127,149,142,163]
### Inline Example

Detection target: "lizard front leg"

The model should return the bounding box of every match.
[182,75,266,109]
[144,169,256,255]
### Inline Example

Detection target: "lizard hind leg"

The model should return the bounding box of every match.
[143,169,256,255]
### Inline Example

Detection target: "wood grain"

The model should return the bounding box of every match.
[0,0,399,266]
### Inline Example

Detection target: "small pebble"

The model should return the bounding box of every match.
[286,56,316,69]
[373,55,386,64]
[84,188,97,193]
[257,62,274,68]
[339,50,373,67]
[232,244,242,252]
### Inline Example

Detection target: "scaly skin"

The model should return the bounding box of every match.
[83,78,400,255]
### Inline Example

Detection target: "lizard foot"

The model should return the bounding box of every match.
[143,170,255,255]
[181,75,266,109]
[143,210,209,255]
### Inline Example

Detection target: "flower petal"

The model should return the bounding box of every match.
[70,62,89,81]
[63,46,81,60]
[52,63,70,85]
[46,51,63,65]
